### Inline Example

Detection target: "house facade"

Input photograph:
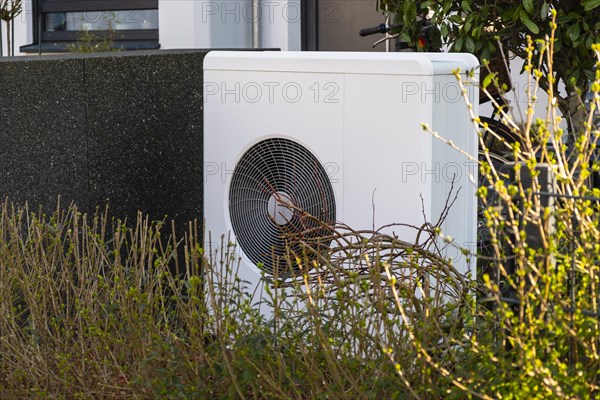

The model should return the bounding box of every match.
[4,1,386,55]
[2,0,544,121]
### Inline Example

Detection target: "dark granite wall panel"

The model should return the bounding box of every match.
[0,58,88,211]
[0,50,207,228]
[84,52,205,226]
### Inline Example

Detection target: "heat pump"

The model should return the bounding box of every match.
[204,51,479,306]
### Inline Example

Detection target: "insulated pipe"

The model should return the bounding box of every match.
[11,12,14,56]
[252,0,260,48]
[385,10,391,52]
[38,0,42,55]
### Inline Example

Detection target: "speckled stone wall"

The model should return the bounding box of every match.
[0,50,206,229]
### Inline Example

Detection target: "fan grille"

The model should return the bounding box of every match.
[229,138,336,276]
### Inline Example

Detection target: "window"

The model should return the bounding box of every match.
[21,0,159,53]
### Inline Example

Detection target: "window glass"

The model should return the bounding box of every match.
[45,10,159,32]
[21,0,159,52]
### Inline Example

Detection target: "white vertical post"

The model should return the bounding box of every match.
[252,0,260,48]
[258,0,301,51]
[1,20,4,56]
[159,0,252,49]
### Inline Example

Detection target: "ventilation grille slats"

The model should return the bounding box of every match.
[229,138,336,276]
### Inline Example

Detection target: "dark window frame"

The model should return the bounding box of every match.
[301,0,318,51]
[41,0,157,12]
[22,0,159,53]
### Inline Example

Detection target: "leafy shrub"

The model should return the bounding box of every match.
[0,198,468,399]
[419,16,600,397]
[68,13,122,53]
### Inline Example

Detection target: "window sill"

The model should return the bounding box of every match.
[20,40,160,53]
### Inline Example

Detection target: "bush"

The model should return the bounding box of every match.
[420,18,600,397]
[0,196,470,398]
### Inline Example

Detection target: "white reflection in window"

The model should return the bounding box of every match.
[45,10,158,31]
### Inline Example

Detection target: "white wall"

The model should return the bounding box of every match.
[480,56,561,124]
[7,1,302,55]
[159,1,203,49]
[159,0,301,50]
[259,0,301,50]
[1,0,31,56]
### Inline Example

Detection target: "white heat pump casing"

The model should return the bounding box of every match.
[204,52,479,307]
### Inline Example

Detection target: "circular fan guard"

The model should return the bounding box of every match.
[229,138,336,276]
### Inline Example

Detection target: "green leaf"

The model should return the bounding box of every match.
[454,36,464,51]
[520,12,539,34]
[554,32,563,52]
[464,15,473,32]
[506,7,520,21]
[568,69,581,86]
[402,1,417,25]
[567,24,580,42]
[480,46,491,63]
[585,68,596,80]
[482,73,497,89]
[540,2,549,21]
[461,0,472,12]
[556,12,578,24]
[584,0,600,11]
[449,15,463,24]
[523,0,534,14]
[465,36,475,53]
[440,23,449,37]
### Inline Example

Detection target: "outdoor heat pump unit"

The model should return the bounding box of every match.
[204,51,479,306]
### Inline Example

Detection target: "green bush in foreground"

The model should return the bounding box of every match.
[0,197,471,399]
[422,15,600,397]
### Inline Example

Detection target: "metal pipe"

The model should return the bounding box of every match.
[11,2,15,56]
[385,13,391,53]
[38,0,42,55]
[252,0,260,48]
[0,19,4,57]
